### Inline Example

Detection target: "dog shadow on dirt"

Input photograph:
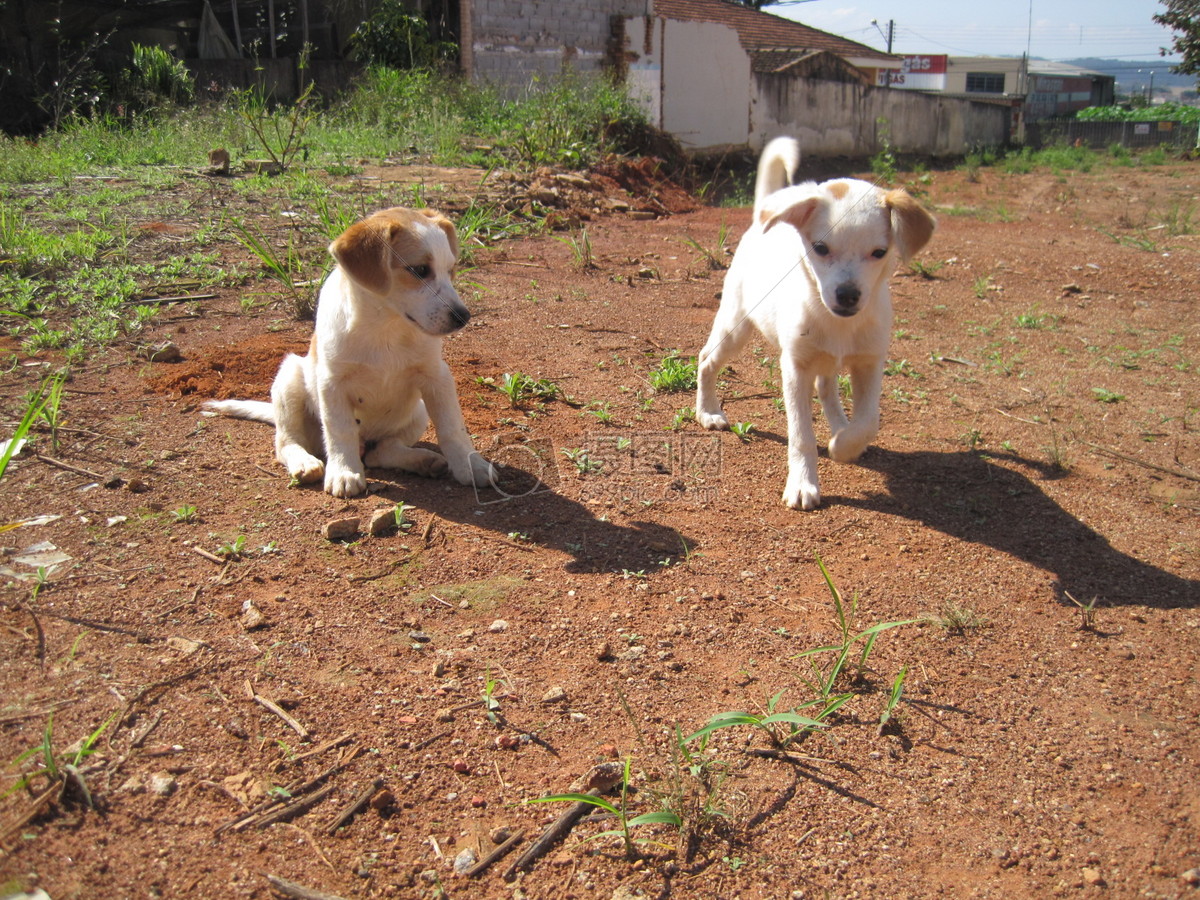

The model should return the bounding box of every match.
[370,447,697,577]
[838,447,1199,610]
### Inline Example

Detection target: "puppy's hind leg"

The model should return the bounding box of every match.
[696,307,754,431]
[364,400,449,478]
[827,357,883,463]
[271,354,325,484]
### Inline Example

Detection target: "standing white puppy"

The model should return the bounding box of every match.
[696,137,935,510]
[206,207,494,498]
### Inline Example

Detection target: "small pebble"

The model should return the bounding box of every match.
[1082,867,1104,887]
[488,619,509,633]
[452,847,477,875]
[541,686,567,704]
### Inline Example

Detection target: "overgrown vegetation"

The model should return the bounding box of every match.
[0,67,653,361]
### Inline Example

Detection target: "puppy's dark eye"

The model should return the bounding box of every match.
[871,248,888,259]
[812,242,830,257]
[407,264,432,279]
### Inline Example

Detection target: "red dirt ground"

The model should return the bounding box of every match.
[1,156,1198,900]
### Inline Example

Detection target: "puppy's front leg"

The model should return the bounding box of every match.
[780,360,821,510]
[316,379,367,498]
[422,361,495,487]
[827,356,883,464]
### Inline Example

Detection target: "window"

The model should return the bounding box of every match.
[966,72,1006,93]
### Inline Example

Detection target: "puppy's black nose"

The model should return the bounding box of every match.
[835,284,861,308]
[450,304,471,327]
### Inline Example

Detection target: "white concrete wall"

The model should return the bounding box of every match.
[621,14,1008,156]
[659,19,751,150]
[752,73,1009,156]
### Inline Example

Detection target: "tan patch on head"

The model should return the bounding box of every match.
[827,181,850,201]
[329,207,458,294]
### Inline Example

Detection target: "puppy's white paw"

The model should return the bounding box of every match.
[782,473,821,511]
[324,467,367,498]
[280,447,324,484]
[451,452,496,487]
[696,409,729,431]
[828,428,872,463]
[411,450,450,478]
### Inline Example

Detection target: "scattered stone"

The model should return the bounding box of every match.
[453,847,477,875]
[147,340,182,363]
[470,795,487,808]
[322,517,360,541]
[599,743,620,759]
[1082,867,1105,887]
[408,631,431,644]
[432,659,446,678]
[241,601,267,631]
[148,771,177,796]
[595,640,613,660]
[368,507,396,536]
[435,707,454,723]
[245,159,283,176]
[452,759,470,773]
[541,686,567,704]
[1061,282,1083,294]
[369,788,395,811]
[166,636,204,655]
[487,619,509,633]
[123,477,150,493]
[1181,868,1200,886]
[103,473,124,489]
[207,148,231,175]
[495,733,521,751]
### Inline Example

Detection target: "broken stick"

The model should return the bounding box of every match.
[266,874,349,900]
[324,776,383,835]
[466,827,525,877]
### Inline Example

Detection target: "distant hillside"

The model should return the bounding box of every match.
[1058,57,1196,91]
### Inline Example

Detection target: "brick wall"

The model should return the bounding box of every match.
[467,0,649,87]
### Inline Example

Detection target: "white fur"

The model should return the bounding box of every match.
[206,207,494,499]
[696,137,935,510]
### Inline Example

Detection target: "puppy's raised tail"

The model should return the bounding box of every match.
[203,399,275,424]
[754,136,801,217]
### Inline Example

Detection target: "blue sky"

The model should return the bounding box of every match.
[764,0,1181,61]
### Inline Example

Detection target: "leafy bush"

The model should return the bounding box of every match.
[1076,102,1200,124]
[347,0,457,70]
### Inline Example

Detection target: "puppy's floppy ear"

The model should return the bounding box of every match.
[885,189,936,262]
[330,216,397,295]
[758,186,821,235]
[419,208,459,261]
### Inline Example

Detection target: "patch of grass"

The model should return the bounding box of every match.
[529,757,681,859]
[1092,387,1125,404]
[649,352,698,393]
[908,258,943,279]
[562,447,602,475]
[171,504,198,524]
[555,228,595,271]
[923,601,989,634]
[5,710,119,809]
[793,553,916,705]
[486,371,561,407]
[729,421,755,442]
[1015,306,1057,330]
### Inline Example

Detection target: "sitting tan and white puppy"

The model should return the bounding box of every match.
[206,207,494,498]
[696,137,935,510]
